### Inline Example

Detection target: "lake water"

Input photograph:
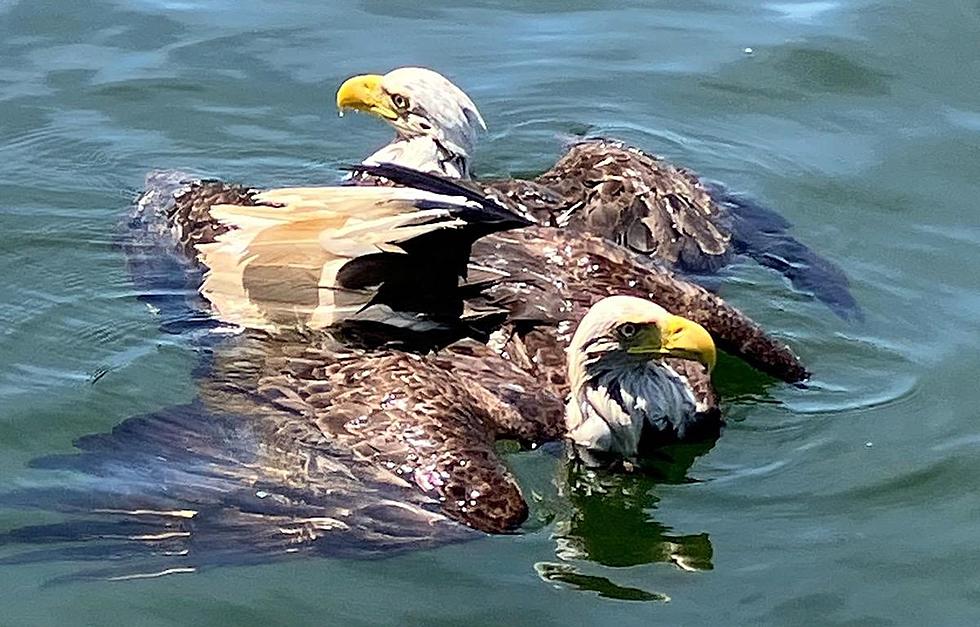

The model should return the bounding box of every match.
[1,0,979,624]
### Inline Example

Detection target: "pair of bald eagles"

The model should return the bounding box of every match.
[5,68,859,573]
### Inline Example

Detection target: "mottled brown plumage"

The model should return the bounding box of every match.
[124,170,805,515]
[160,174,805,380]
[163,169,806,396]
[199,329,565,534]
[0,337,559,577]
[0,165,809,578]
[138,167,805,517]
[171,179,256,255]
[485,139,733,273]
[169,172,808,372]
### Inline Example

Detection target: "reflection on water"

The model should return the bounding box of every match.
[537,440,716,600]
[535,562,671,602]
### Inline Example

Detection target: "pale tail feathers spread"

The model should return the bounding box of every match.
[194,165,530,332]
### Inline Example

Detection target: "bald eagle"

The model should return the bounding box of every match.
[3,60,838,576]
[337,67,860,319]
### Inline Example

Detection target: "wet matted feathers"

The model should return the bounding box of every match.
[0,333,566,580]
[187,164,530,332]
[486,139,732,272]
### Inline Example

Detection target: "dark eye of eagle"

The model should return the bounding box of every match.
[617,323,638,340]
[391,93,409,110]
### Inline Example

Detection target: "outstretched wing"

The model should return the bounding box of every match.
[485,138,861,319]
[0,331,560,580]
[472,228,809,385]
[1,400,473,581]
[198,331,551,534]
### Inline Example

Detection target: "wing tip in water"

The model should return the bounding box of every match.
[712,187,864,322]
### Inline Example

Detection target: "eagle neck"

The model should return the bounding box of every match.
[566,352,699,460]
[363,136,470,179]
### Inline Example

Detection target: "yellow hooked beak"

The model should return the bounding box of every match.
[336,74,399,120]
[627,315,717,373]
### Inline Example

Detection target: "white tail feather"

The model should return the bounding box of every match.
[196,185,473,331]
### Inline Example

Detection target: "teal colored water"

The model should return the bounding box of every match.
[1,0,979,624]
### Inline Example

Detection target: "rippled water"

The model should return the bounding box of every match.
[1,0,979,624]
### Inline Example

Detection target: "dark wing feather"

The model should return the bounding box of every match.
[346,162,532,230]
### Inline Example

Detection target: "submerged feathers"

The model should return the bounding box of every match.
[1,330,568,581]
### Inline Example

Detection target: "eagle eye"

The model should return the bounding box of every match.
[391,93,409,110]
[617,323,638,339]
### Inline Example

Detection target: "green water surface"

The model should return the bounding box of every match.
[1,0,979,625]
